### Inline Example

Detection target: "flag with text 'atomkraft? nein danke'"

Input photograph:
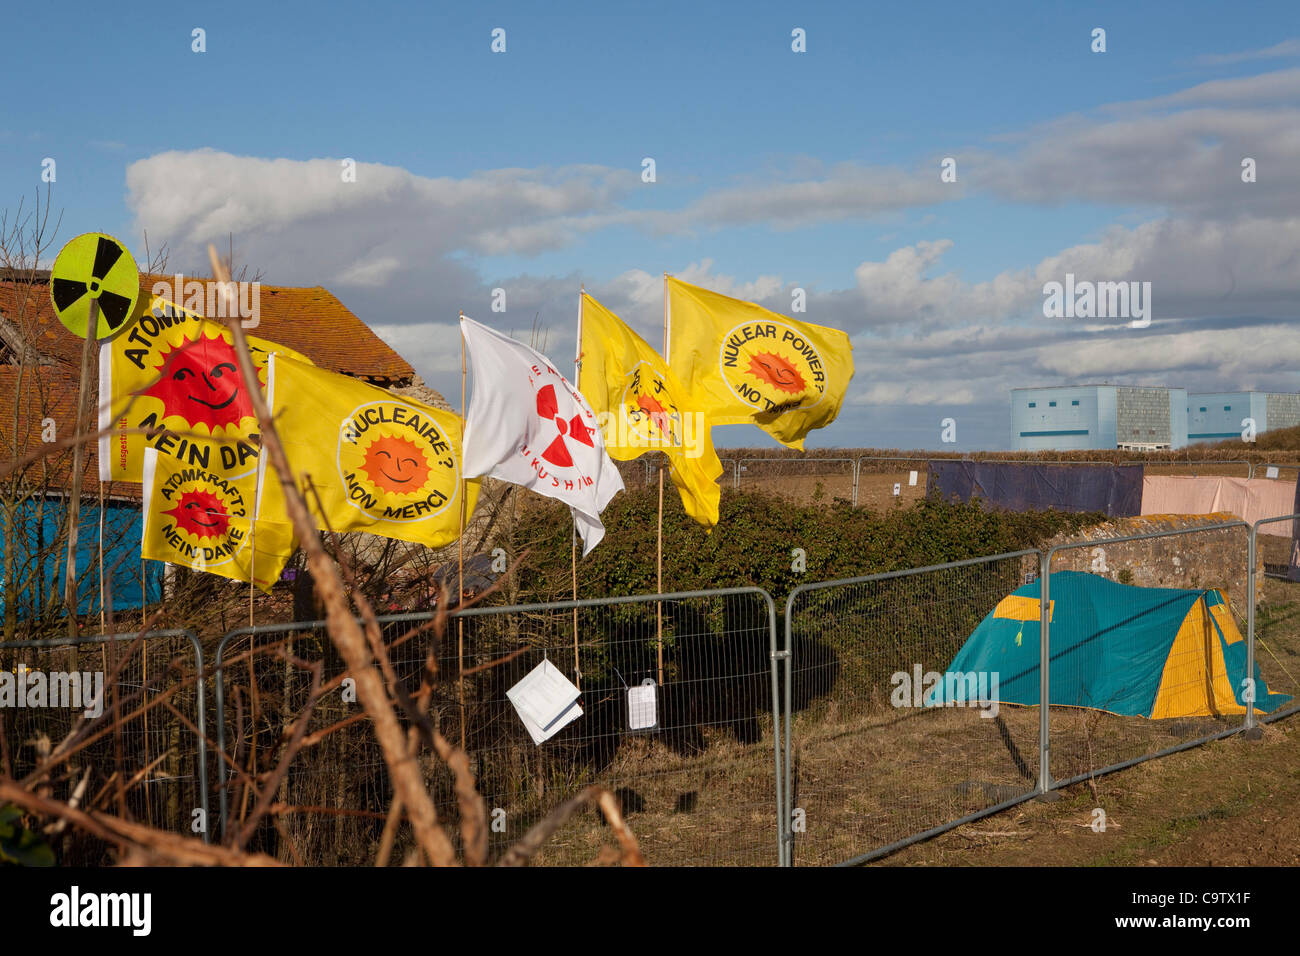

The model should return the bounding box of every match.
[460,316,624,556]
[666,276,854,450]
[578,292,723,529]
[257,354,479,548]
[98,294,311,483]
[142,447,296,593]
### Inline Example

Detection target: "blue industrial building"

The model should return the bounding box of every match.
[1187,392,1300,442]
[1011,385,1189,452]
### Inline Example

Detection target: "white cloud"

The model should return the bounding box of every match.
[1194,39,1300,66]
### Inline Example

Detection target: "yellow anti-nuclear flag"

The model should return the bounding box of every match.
[99,295,311,483]
[142,446,295,593]
[258,354,479,548]
[666,276,854,450]
[578,292,724,528]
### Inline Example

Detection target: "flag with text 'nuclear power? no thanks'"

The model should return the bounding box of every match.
[666,276,854,450]
[460,316,624,556]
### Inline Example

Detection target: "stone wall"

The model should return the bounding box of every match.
[1024,512,1262,612]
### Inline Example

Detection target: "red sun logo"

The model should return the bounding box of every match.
[635,392,673,438]
[360,434,431,495]
[141,335,255,430]
[747,352,806,395]
[163,488,231,540]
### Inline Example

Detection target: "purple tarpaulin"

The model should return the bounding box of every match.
[926,461,1144,517]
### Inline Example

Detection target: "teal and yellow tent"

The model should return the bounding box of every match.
[927,570,1289,718]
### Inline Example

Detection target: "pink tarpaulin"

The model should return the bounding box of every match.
[1140,476,1297,536]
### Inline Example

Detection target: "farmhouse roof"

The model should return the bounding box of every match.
[0,272,418,385]
[0,271,448,497]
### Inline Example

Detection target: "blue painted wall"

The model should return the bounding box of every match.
[0,497,163,620]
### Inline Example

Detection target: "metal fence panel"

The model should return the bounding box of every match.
[1140,459,1253,479]
[214,588,782,866]
[718,458,736,490]
[1251,514,1300,726]
[0,629,208,862]
[1256,462,1300,482]
[1044,522,1252,789]
[854,457,947,511]
[784,552,1042,866]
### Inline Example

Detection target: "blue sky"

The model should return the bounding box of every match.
[4,0,1298,450]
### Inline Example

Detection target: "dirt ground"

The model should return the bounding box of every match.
[881,717,1300,867]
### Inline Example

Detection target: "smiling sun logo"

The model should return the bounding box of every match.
[141,334,257,431]
[748,352,805,394]
[619,362,682,448]
[152,466,250,568]
[360,434,432,495]
[720,321,827,413]
[163,488,231,540]
[337,400,459,523]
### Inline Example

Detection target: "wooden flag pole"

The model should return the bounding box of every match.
[458,312,468,750]
[572,287,584,688]
[656,274,667,685]
[64,298,100,637]
[211,266,257,625]
[98,480,105,635]
[248,515,255,627]
[571,524,580,688]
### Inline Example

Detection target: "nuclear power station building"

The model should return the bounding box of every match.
[1010,386,1300,452]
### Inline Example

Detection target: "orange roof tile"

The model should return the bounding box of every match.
[0,275,415,383]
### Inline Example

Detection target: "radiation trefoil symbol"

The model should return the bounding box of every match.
[536,383,594,467]
[49,233,141,338]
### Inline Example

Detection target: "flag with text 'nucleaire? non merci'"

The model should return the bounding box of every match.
[460,315,624,556]
[256,354,480,549]
[578,292,723,529]
[98,294,311,483]
[142,447,295,593]
[666,276,853,450]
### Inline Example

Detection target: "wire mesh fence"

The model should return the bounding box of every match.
[735,457,855,504]
[1141,459,1253,479]
[1252,514,1300,724]
[1043,523,1254,788]
[783,552,1042,866]
[0,629,208,863]
[1255,462,1300,481]
[854,457,935,511]
[12,513,1300,867]
[718,458,736,488]
[214,588,782,866]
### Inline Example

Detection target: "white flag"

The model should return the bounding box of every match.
[460,316,624,555]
